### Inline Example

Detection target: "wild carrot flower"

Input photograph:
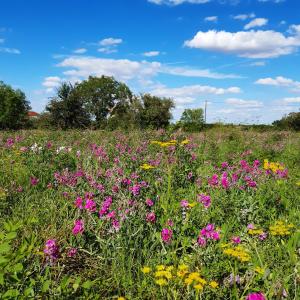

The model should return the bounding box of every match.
[72,220,84,235]
[161,228,173,243]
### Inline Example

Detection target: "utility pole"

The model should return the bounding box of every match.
[204,100,207,125]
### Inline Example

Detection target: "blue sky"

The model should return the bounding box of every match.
[0,0,299,124]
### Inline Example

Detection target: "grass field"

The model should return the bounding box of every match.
[0,128,299,299]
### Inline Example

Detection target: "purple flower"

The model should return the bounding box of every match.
[259,232,268,241]
[221,172,230,189]
[30,177,39,186]
[85,199,96,212]
[44,239,59,261]
[197,194,211,209]
[72,220,84,235]
[74,197,83,209]
[180,200,189,208]
[197,236,207,247]
[161,228,172,243]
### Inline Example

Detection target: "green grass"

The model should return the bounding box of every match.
[0,128,299,299]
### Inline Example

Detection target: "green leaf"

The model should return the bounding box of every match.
[3,289,20,298]
[12,263,23,273]
[0,243,11,254]
[6,232,17,240]
[82,280,93,289]
[42,279,51,292]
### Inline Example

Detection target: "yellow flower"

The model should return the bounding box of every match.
[248,228,264,235]
[156,265,165,271]
[269,221,294,236]
[189,202,197,208]
[189,272,201,280]
[166,266,174,272]
[184,277,194,285]
[181,139,190,145]
[178,264,189,271]
[155,278,168,286]
[177,270,188,278]
[194,284,204,291]
[155,271,172,279]
[141,266,151,274]
[254,267,265,275]
[118,297,126,300]
[296,181,300,186]
[209,281,219,289]
[140,163,155,170]
[223,246,251,262]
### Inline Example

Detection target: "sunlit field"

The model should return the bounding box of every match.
[0,128,299,299]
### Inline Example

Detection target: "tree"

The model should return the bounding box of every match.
[179,108,204,131]
[46,82,90,129]
[76,76,133,128]
[138,94,175,129]
[272,111,300,131]
[0,81,31,129]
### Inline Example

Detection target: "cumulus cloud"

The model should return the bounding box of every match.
[225,98,263,107]
[150,84,241,104]
[73,48,87,54]
[148,0,210,5]
[204,16,218,22]
[57,56,241,82]
[42,76,62,93]
[233,13,256,20]
[255,76,300,92]
[244,18,268,30]
[281,97,300,103]
[98,37,122,54]
[184,26,300,58]
[143,51,160,57]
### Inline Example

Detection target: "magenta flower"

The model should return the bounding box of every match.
[44,239,59,261]
[146,212,156,223]
[197,236,207,247]
[67,248,77,257]
[208,174,218,186]
[221,162,229,168]
[85,199,96,212]
[180,200,189,208]
[145,198,154,207]
[246,292,266,300]
[221,172,230,189]
[259,232,268,241]
[161,228,173,243]
[197,194,211,209]
[166,219,174,227]
[231,236,241,244]
[72,220,84,235]
[30,177,39,186]
[74,197,83,209]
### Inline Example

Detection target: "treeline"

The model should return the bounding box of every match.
[1,77,299,131]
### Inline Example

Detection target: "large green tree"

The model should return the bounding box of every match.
[139,94,174,129]
[0,81,30,129]
[76,76,133,128]
[46,82,90,129]
[179,108,204,131]
[272,111,300,131]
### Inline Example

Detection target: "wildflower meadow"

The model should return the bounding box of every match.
[0,128,299,299]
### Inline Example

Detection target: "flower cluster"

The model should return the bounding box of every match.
[223,245,251,262]
[44,239,59,261]
[197,224,220,247]
[269,221,295,236]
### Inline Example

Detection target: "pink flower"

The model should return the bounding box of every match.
[161,228,173,243]
[221,172,230,189]
[67,248,77,257]
[221,162,229,168]
[146,212,156,223]
[85,199,96,212]
[197,194,211,209]
[197,236,207,247]
[231,236,241,244]
[166,219,174,227]
[180,200,189,208]
[145,199,154,207]
[247,223,255,230]
[30,177,39,186]
[44,239,59,261]
[74,197,83,209]
[259,232,267,241]
[246,292,266,300]
[72,220,84,235]
[208,174,218,186]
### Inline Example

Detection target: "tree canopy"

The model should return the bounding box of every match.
[0,81,31,129]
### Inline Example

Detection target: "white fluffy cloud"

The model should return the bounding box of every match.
[42,76,62,93]
[204,16,218,22]
[225,98,263,107]
[143,51,160,57]
[244,18,268,30]
[184,26,300,58]
[98,37,122,54]
[148,0,210,5]
[57,56,241,82]
[150,84,241,104]
[233,13,255,21]
[281,97,300,103]
[255,76,300,92]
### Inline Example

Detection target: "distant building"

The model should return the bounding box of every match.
[28,111,40,118]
